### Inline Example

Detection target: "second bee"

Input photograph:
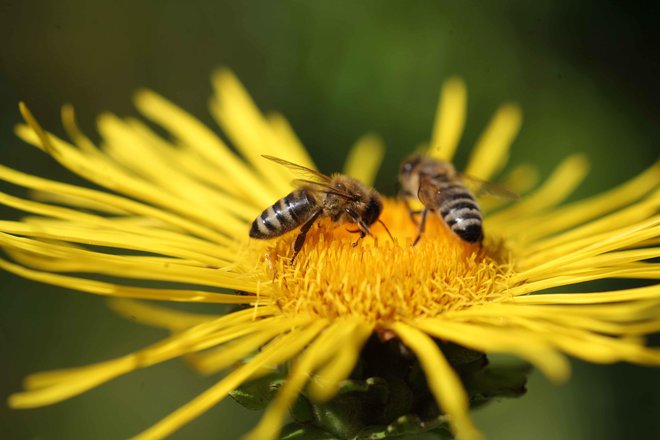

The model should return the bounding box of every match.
[399,155,485,245]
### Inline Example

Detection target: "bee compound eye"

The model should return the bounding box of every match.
[365,197,382,225]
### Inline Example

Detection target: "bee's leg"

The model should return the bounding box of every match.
[344,208,374,246]
[344,227,366,245]
[412,207,429,246]
[345,227,368,246]
[352,230,367,247]
[401,193,423,226]
[290,210,322,265]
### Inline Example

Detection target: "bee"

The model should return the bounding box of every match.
[398,154,517,245]
[250,155,391,264]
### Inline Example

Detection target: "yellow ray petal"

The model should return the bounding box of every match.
[133,319,326,440]
[307,320,373,402]
[60,104,98,154]
[9,357,137,408]
[416,319,570,383]
[507,300,660,322]
[503,316,660,365]
[0,257,261,303]
[209,104,293,197]
[520,190,659,261]
[429,77,467,162]
[133,89,277,207]
[97,114,257,224]
[245,321,350,440]
[188,315,313,375]
[0,163,230,245]
[4,241,225,274]
[18,107,240,237]
[0,217,231,267]
[124,117,244,198]
[514,218,660,283]
[10,215,239,261]
[464,103,522,180]
[521,161,660,242]
[267,112,316,169]
[107,299,226,331]
[480,163,539,213]
[513,284,660,305]
[1,244,237,294]
[508,266,660,296]
[210,69,296,195]
[3,244,249,292]
[536,248,660,274]
[30,190,128,215]
[392,322,482,440]
[11,309,281,407]
[343,133,385,186]
[22,307,275,391]
[450,303,659,336]
[486,154,589,229]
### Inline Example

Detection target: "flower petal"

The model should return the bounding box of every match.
[392,322,483,440]
[343,133,385,187]
[132,319,326,440]
[465,103,522,180]
[429,77,467,162]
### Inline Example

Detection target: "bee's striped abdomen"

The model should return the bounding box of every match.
[250,189,317,239]
[438,185,483,243]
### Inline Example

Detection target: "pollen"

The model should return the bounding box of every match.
[258,199,514,323]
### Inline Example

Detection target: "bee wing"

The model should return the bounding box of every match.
[262,155,331,182]
[417,173,439,193]
[456,172,520,200]
[292,179,358,200]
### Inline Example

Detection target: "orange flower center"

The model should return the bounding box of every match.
[256,199,514,324]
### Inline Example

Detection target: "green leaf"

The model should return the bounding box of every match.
[354,415,451,439]
[336,377,389,403]
[467,358,531,405]
[280,423,339,440]
[291,394,314,423]
[312,394,370,439]
[228,372,284,410]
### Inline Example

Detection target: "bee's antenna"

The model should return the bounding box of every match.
[377,219,395,243]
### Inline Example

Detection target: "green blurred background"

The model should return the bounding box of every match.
[0,1,658,439]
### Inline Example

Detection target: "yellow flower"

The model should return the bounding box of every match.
[2,70,659,440]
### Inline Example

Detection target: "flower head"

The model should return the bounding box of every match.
[2,70,659,439]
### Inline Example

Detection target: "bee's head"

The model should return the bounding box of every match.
[363,194,383,226]
[400,155,421,175]
[399,154,423,195]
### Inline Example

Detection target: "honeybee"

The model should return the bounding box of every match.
[250,156,391,264]
[399,154,517,245]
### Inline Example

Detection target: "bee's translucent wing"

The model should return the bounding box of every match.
[456,172,520,200]
[262,155,331,182]
[291,179,357,200]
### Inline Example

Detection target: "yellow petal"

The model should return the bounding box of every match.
[392,322,482,440]
[307,320,373,402]
[244,321,350,440]
[465,103,522,180]
[107,299,226,331]
[416,319,570,383]
[133,319,326,440]
[0,257,260,303]
[513,284,660,305]
[134,89,277,207]
[343,133,385,187]
[429,77,467,162]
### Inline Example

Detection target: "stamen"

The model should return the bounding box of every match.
[255,200,514,323]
